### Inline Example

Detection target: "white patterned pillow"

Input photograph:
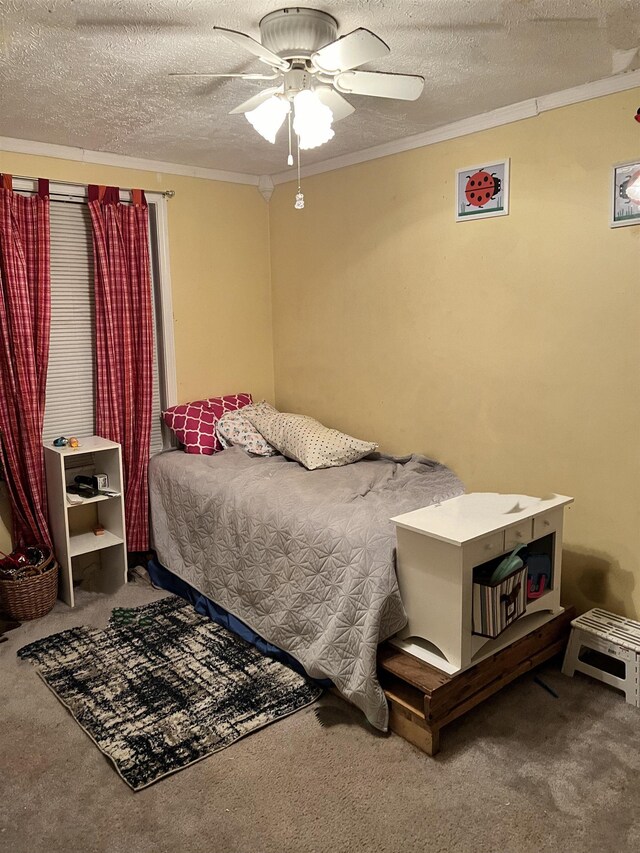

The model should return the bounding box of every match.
[216,408,277,457]
[244,405,377,471]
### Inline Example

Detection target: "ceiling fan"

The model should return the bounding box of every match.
[170,8,425,155]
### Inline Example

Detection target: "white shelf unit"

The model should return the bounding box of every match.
[390,492,574,675]
[44,436,127,607]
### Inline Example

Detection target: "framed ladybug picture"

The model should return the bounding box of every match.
[456,159,510,222]
[611,161,640,228]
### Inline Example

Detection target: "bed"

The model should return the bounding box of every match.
[149,446,463,731]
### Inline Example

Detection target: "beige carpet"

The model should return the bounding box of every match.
[2,582,640,853]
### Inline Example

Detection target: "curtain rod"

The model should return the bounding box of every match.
[12,175,175,199]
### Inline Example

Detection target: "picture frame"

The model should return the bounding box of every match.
[611,161,640,228]
[456,159,510,222]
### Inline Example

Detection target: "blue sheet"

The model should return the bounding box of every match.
[147,558,332,687]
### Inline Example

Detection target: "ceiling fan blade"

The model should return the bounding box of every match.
[229,87,283,115]
[311,28,389,74]
[314,87,355,121]
[214,27,289,71]
[334,70,424,101]
[170,72,280,80]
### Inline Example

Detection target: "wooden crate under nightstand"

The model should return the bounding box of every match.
[378,607,574,756]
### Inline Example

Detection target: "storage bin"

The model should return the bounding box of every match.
[472,561,527,638]
[0,546,59,620]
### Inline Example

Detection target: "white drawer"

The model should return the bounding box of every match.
[465,531,505,568]
[533,510,560,540]
[504,519,533,551]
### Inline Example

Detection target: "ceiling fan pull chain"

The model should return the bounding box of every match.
[295,134,305,210]
[287,112,294,167]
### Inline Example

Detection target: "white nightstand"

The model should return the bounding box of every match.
[44,436,127,607]
[391,492,574,674]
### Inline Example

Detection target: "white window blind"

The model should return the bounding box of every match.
[43,199,164,455]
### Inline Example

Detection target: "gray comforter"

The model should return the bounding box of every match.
[149,448,463,730]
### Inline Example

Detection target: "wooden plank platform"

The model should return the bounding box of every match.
[378,608,575,756]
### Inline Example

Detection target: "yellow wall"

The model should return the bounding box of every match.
[269,87,640,617]
[0,149,274,547]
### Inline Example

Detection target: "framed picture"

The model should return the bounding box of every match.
[456,159,509,222]
[611,161,640,228]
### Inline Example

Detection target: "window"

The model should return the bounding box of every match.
[13,178,175,456]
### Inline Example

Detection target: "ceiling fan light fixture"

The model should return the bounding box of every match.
[245,95,290,144]
[293,89,334,150]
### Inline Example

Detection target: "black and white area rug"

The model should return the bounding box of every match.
[18,596,322,790]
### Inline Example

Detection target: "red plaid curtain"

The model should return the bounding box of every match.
[0,175,52,547]
[88,185,154,551]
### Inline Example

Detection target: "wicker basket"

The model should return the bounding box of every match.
[0,551,59,621]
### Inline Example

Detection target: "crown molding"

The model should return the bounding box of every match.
[270,69,640,186]
[258,175,275,202]
[271,100,539,185]
[536,68,640,111]
[0,136,259,186]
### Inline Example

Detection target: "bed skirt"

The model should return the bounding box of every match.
[147,558,332,688]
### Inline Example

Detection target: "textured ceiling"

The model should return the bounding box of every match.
[1,0,639,176]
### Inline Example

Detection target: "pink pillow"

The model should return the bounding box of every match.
[163,393,252,455]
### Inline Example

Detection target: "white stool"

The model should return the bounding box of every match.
[562,608,640,706]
